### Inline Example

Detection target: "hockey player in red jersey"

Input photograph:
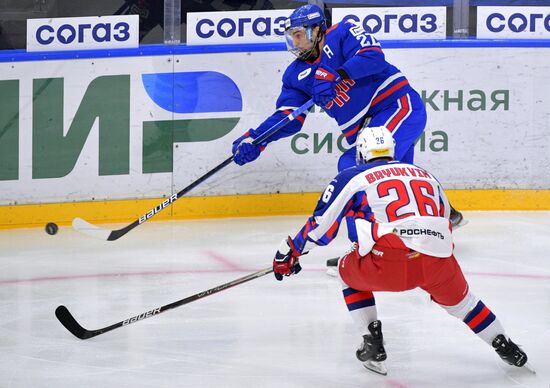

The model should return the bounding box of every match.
[271,126,530,375]
[231,3,464,228]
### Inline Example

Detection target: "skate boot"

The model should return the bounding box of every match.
[326,257,339,277]
[356,320,387,375]
[492,335,529,368]
[450,207,467,229]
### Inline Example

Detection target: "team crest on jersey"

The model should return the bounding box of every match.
[323,44,334,58]
[298,68,312,80]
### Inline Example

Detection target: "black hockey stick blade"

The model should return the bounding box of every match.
[55,266,274,340]
[55,305,95,340]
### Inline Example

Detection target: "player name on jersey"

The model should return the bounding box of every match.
[365,166,432,184]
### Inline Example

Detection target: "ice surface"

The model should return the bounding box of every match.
[0,211,548,387]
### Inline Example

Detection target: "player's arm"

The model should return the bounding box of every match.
[337,22,390,80]
[249,85,310,142]
[272,171,359,281]
[232,73,310,166]
[292,169,360,254]
[313,22,389,97]
[312,22,390,105]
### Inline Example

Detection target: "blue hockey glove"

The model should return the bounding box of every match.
[273,237,303,281]
[312,65,342,106]
[232,131,262,166]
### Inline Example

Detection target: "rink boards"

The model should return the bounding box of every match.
[0,41,549,227]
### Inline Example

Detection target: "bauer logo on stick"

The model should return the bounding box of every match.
[139,194,178,224]
[122,308,161,326]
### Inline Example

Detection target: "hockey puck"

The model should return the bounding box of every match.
[45,222,58,235]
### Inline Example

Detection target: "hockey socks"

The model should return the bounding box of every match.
[440,291,506,345]
[342,287,378,335]
[462,300,504,344]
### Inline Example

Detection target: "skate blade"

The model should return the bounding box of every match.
[362,360,387,376]
[452,219,469,229]
[326,267,338,277]
[523,362,536,374]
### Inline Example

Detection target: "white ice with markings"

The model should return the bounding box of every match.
[0,211,549,387]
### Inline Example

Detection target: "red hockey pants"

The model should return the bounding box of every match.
[339,234,468,306]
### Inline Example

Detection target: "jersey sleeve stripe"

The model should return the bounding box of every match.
[355,46,383,55]
[306,177,358,242]
[326,220,340,239]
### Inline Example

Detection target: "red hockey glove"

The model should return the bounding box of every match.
[273,237,303,281]
[312,65,342,106]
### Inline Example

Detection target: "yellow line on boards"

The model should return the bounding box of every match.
[1,190,549,229]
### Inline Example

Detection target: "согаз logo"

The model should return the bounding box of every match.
[36,22,131,45]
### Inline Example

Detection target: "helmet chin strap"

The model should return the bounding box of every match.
[299,28,324,61]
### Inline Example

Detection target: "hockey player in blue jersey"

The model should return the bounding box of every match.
[231,3,464,227]
[271,126,530,375]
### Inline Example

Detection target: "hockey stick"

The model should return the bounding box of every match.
[73,100,314,241]
[55,266,274,340]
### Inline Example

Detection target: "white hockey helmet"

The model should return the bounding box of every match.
[356,126,396,164]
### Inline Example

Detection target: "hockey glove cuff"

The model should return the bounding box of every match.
[273,236,303,281]
[312,65,342,106]
[232,131,262,166]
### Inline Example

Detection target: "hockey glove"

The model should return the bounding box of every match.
[273,237,303,281]
[312,65,341,106]
[232,131,262,166]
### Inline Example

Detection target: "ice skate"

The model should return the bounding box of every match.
[492,334,534,372]
[450,207,468,229]
[326,257,339,277]
[356,320,387,375]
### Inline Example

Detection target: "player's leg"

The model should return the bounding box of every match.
[367,91,426,163]
[339,271,387,375]
[336,246,388,375]
[337,235,415,375]
[337,146,356,172]
[326,256,339,276]
[449,207,466,228]
[336,249,379,336]
[423,255,528,368]
[356,320,387,375]
[341,283,379,335]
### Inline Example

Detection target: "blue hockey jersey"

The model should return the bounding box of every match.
[248,21,414,146]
